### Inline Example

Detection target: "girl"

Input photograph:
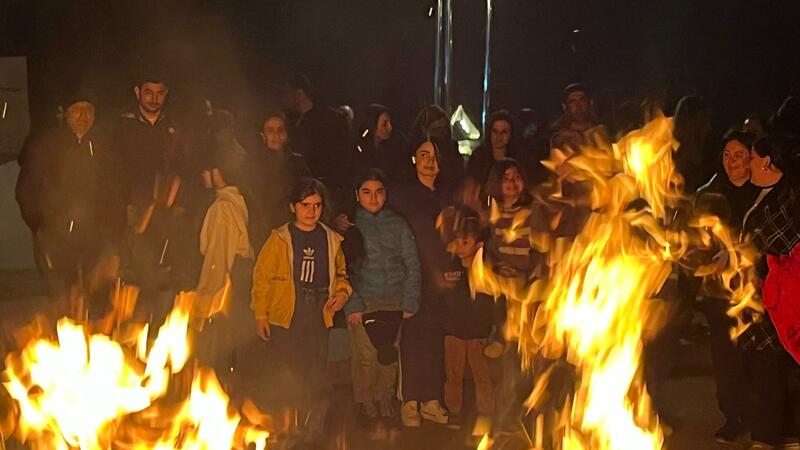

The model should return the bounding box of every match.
[343,168,421,423]
[251,177,351,445]
[485,158,547,281]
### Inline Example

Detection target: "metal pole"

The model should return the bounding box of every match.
[482,0,493,132]
[443,0,454,112]
[434,0,444,105]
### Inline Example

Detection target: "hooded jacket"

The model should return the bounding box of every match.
[251,222,352,328]
[197,186,253,298]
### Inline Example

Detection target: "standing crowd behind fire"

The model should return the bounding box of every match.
[13,69,800,449]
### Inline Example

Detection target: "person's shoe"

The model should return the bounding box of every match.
[714,419,745,444]
[400,401,421,427]
[748,442,775,450]
[357,402,378,426]
[378,399,397,420]
[446,411,461,429]
[420,400,449,424]
[483,340,504,359]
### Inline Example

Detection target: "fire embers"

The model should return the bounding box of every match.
[1,293,270,450]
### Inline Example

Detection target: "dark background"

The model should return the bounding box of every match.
[2,0,799,135]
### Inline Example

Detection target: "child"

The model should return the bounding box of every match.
[483,158,550,358]
[442,208,495,428]
[485,158,542,279]
[251,177,352,445]
[343,168,421,424]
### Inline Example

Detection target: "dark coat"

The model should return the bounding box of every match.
[246,148,310,249]
[695,173,760,232]
[388,178,453,310]
[16,125,123,241]
[115,110,185,207]
[292,105,352,187]
[442,258,493,340]
[352,104,414,187]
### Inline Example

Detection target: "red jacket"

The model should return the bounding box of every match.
[763,244,800,362]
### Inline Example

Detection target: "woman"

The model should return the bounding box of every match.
[693,130,759,443]
[389,139,453,427]
[343,168,421,423]
[409,105,466,191]
[352,105,413,186]
[247,112,310,250]
[739,135,800,448]
[467,110,515,188]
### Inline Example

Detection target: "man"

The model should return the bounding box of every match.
[549,83,604,151]
[248,112,310,250]
[116,71,184,206]
[16,91,122,317]
[388,140,453,428]
[116,70,194,325]
[283,75,352,202]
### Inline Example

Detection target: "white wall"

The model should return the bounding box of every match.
[0,161,35,270]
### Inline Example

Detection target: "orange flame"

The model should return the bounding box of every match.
[2,294,269,450]
[470,113,759,449]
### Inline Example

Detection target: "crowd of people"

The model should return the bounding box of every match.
[13,67,800,450]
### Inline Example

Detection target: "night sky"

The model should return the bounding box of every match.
[2,0,799,135]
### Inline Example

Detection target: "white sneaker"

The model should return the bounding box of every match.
[420,400,448,424]
[400,401,421,427]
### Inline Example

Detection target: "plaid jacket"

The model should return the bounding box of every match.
[739,314,783,352]
[742,178,800,257]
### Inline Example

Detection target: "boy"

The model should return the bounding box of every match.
[442,208,495,428]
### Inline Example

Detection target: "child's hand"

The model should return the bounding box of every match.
[335,214,354,234]
[346,312,363,325]
[324,292,348,312]
[403,311,415,319]
[256,318,271,341]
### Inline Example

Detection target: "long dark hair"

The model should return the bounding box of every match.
[486,158,532,206]
[752,135,800,175]
[485,109,516,158]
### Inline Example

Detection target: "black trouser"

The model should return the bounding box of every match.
[698,297,748,424]
[35,227,112,319]
[194,258,255,399]
[400,303,445,403]
[263,286,331,444]
[745,346,794,445]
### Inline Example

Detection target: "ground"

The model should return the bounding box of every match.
[0,269,766,450]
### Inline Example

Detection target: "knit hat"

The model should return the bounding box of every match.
[362,311,403,365]
[60,86,98,110]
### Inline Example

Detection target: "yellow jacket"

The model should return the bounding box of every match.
[251,222,352,328]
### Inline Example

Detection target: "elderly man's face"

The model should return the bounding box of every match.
[65,101,95,138]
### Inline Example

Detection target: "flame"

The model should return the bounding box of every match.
[470,113,758,449]
[2,293,269,450]
[537,126,671,447]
